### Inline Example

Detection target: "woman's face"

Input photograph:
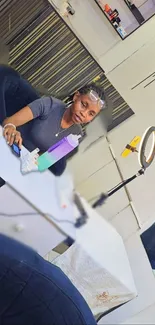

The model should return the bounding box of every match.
[70,92,102,124]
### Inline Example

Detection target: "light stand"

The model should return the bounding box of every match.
[75,126,155,226]
[92,168,144,208]
[93,126,155,208]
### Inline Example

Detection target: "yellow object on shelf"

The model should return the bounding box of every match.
[121,136,141,158]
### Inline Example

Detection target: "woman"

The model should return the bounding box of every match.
[0,65,105,175]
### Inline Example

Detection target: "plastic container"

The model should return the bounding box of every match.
[37,134,81,171]
[117,25,127,38]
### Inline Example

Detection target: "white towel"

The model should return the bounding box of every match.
[53,243,135,316]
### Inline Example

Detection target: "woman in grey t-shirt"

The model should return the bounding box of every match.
[0,65,105,175]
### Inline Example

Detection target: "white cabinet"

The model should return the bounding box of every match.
[107,37,155,226]
[76,160,129,221]
[111,205,138,241]
[68,137,112,186]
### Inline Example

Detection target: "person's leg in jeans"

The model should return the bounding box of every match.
[0,64,39,124]
[0,234,96,325]
[141,223,155,269]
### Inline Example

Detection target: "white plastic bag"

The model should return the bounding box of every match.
[20,148,39,174]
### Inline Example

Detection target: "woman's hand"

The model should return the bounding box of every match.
[3,125,23,148]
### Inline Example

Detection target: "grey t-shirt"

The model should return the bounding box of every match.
[17,97,82,152]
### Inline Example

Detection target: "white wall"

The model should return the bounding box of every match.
[50,1,155,322]
[99,21,155,324]
[100,15,155,73]
[50,0,120,61]
[68,136,130,222]
[107,37,155,226]
[122,303,155,324]
[50,0,155,73]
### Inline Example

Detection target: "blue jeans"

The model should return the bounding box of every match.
[0,234,96,325]
[141,223,155,269]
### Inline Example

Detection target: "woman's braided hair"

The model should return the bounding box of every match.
[78,82,105,103]
[66,82,106,108]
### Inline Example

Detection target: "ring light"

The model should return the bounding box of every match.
[138,126,155,169]
[92,126,155,209]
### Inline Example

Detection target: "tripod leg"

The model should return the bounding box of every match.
[0,177,5,188]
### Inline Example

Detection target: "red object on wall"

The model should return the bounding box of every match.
[104,3,112,15]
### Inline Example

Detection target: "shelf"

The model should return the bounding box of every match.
[94,0,126,40]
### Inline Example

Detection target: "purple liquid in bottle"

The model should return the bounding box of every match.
[38,134,80,171]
